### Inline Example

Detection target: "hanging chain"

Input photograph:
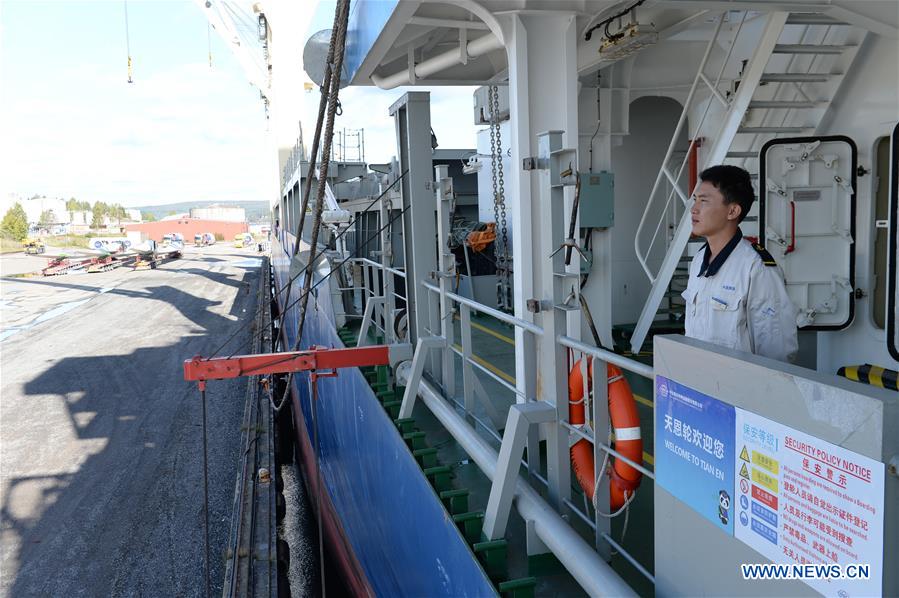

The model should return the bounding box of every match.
[496,91,510,311]
[489,86,501,307]
[489,85,512,311]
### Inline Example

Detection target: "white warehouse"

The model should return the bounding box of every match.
[189,204,246,222]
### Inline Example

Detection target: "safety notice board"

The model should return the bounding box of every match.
[734,409,884,597]
[656,375,885,597]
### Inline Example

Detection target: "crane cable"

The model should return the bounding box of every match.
[261,0,348,360]
[292,0,350,356]
[285,0,350,404]
[291,20,339,257]
[207,22,213,68]
[208,171,407,363]
[123,0,133,83]
[281,2,350,595]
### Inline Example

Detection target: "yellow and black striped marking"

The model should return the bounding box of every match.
[837,364,898,392]
[751,243,778,267]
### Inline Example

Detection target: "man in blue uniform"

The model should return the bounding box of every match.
[682,165,798,362]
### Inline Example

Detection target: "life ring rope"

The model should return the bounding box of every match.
[568,358,644,512]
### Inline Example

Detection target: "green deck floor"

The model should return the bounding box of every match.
[343,303,659,596]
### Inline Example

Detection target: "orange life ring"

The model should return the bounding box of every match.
[569,359,643,510]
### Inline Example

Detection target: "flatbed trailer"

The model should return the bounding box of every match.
[40,250,170,276]
[86,254,136,273]
[41,256,95,276]
[133,249,182,270]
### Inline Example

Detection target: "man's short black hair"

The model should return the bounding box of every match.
[699,165,755,223]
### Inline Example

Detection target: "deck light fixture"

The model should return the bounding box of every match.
[599,21,658,62]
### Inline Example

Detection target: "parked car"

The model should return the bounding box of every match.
[234,233,253,248]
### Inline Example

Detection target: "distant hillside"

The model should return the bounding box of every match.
[136,200,270,222]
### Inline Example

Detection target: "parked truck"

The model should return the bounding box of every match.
[23,238,45,254]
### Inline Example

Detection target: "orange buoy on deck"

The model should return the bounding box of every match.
[569,359,643,510]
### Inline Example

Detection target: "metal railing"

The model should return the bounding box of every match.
[417,280,658,583]
[353,257,406,279]
[353,237,657,589]
[281,131,306,189]
[633,11,733,283]
[422,281,542,336]
[556,334,656,583]
[421,280,541,413]
[352,258,402,345]
[557,336,655,480]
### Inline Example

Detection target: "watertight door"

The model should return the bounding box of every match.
[759,136,857,330]
[888,123,899,361]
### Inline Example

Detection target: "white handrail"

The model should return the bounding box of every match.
[557,335,654,379]
[629,11,788,354]
[634,9,752,282]
[352,257,406,278]
[413,377,637,597]
[422,281,543,336]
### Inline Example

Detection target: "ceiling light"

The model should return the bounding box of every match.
[599,23,658,62]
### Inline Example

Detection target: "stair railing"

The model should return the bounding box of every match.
[629,11,790,353]
[633,11,743,283]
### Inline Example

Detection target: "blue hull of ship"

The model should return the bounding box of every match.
[271,230,494,597]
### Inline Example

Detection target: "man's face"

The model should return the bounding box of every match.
[691,181,741,237]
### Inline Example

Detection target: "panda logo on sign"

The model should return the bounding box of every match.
[718,490,731,525]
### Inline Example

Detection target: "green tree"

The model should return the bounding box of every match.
[39,210,55,226]
[141,211,157,222]
[65,198,90,211]
[107,203,124,225]
[1,203,29,241]
[91,203,106,229]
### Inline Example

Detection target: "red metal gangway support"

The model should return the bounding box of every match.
[183,344,405,388]
[183,342,411,597]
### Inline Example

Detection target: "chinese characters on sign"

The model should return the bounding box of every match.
[655,377,885,598]
[655,376,735,533]
[733,410,884,597]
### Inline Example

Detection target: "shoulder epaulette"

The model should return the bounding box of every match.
[751,242,777,267]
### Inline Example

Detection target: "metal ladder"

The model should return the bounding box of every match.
[629,10,865,354]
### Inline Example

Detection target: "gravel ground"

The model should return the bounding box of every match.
[0,244,262,597]
[279,463,316,596]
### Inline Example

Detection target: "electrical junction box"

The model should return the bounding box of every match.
[473,85,509,124]
[578,171,614,228]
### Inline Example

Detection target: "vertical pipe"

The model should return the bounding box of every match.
[435,165,456,398]
[591,355,612,559]
[461,304,475,417]
[688,137,702,195]
[379,196,396,344]
[537,131,573,509]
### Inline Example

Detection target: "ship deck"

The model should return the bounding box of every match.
[346,303,658,596]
